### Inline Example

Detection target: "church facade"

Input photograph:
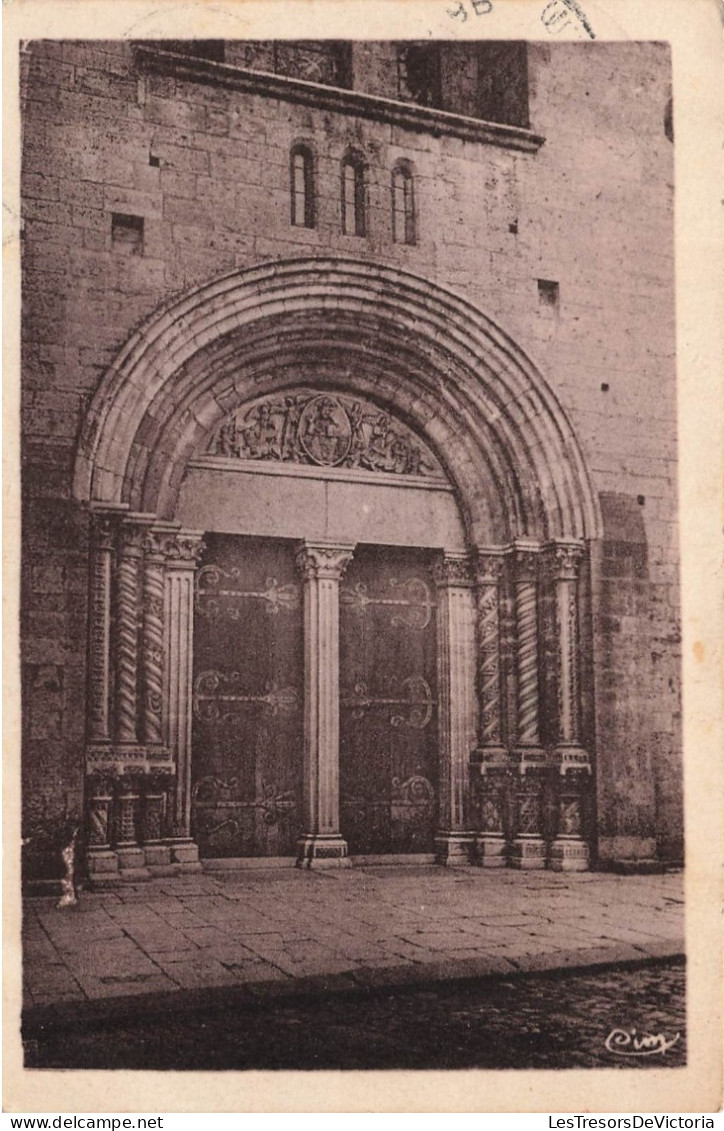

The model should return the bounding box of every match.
[20,39,682,888]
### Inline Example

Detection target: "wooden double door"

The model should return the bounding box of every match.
[191,535,439,858]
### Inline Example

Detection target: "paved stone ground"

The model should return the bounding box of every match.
[22,865,684,1022]
[24,959,686,1070]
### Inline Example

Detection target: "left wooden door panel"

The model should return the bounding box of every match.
[191,535,304,857]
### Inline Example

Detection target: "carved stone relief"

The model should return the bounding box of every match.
[206,391,445,478]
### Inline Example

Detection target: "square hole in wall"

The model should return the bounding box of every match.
[537,278,560,312]
[111,212,144,255]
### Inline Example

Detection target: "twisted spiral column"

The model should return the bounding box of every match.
[115,524,144,746]
[141,531,166,747]
[472,549,510,867]
[474,551,506,748]
[510,542,546,869]
[514,547,541,748]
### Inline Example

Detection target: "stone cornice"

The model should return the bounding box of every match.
[134,45,546,154]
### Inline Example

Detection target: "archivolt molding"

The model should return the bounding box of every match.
[73,257,601,544]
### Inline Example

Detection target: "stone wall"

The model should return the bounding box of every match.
[20,39,680,877]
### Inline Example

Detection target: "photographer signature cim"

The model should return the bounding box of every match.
[605,1028,681,1056]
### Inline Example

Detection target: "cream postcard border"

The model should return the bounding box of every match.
[3,0,722,1114]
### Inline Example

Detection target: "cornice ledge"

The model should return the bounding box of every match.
[133,45,546,154]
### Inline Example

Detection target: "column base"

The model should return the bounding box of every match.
[87,847,121,888]
[509,836,547,870]
[548,837,590,872]
[144,843,177,876]
[116,845,152,882]
[474,834,508,867]
[296,835,351,868]
[168,838,203,873]
[434,832,474,866]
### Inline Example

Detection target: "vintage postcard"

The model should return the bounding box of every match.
[3,0,722,1114]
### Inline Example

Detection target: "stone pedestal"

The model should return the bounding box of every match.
[116,774,150,881]
[548,750,591,871]
[86,772,120,887]
[295,541,355,867]
[473,749,510,867]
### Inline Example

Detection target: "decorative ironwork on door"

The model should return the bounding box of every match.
[191,535,303,857]
[339,545,439,854]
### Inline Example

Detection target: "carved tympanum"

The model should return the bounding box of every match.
[206,391,445,478]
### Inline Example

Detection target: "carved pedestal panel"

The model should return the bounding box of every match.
[115,773,150,881]
[86,773,119,885]
[473,754,510,867]
[340,545,439,856]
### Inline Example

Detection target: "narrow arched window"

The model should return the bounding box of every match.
[341,152,366,237]
[290,145,315,228]
[392,164,416,245]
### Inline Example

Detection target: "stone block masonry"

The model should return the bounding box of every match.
[20,39,681,881]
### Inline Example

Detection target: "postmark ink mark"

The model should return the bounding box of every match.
[541,0,595,39]
[447,0,493,23]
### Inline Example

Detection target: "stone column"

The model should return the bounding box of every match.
[86,511,120,885]
[548,541,591,871]
[472,549,510,867]
[163,531,205,872]
[138,530,173,872]
[433,553,477,866]
[295,540,355,867]
[115,522,144,748]
[510,541,547,869]
[141,531,167,749]
[87,513,115,747]
[113,523,149,879]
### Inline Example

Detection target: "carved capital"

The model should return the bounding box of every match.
[141,528,170,562]
[91,514,117,552]
[512,541,542,583]
[548,541,585,581]
[163,532,206,567]
[118,522,146,558]
[474,548,507,587]
[432,553,474,589]
[295,541,355,582]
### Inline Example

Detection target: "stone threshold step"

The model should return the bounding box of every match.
[22,946,685,1038]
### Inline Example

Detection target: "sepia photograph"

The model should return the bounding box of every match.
[5,0,722,1113]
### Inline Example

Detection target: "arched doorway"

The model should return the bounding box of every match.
[73,257,601,882]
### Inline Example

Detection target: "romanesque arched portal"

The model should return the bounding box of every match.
[73,257,602,882]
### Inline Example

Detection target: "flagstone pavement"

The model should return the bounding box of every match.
[21,864,684,1024]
